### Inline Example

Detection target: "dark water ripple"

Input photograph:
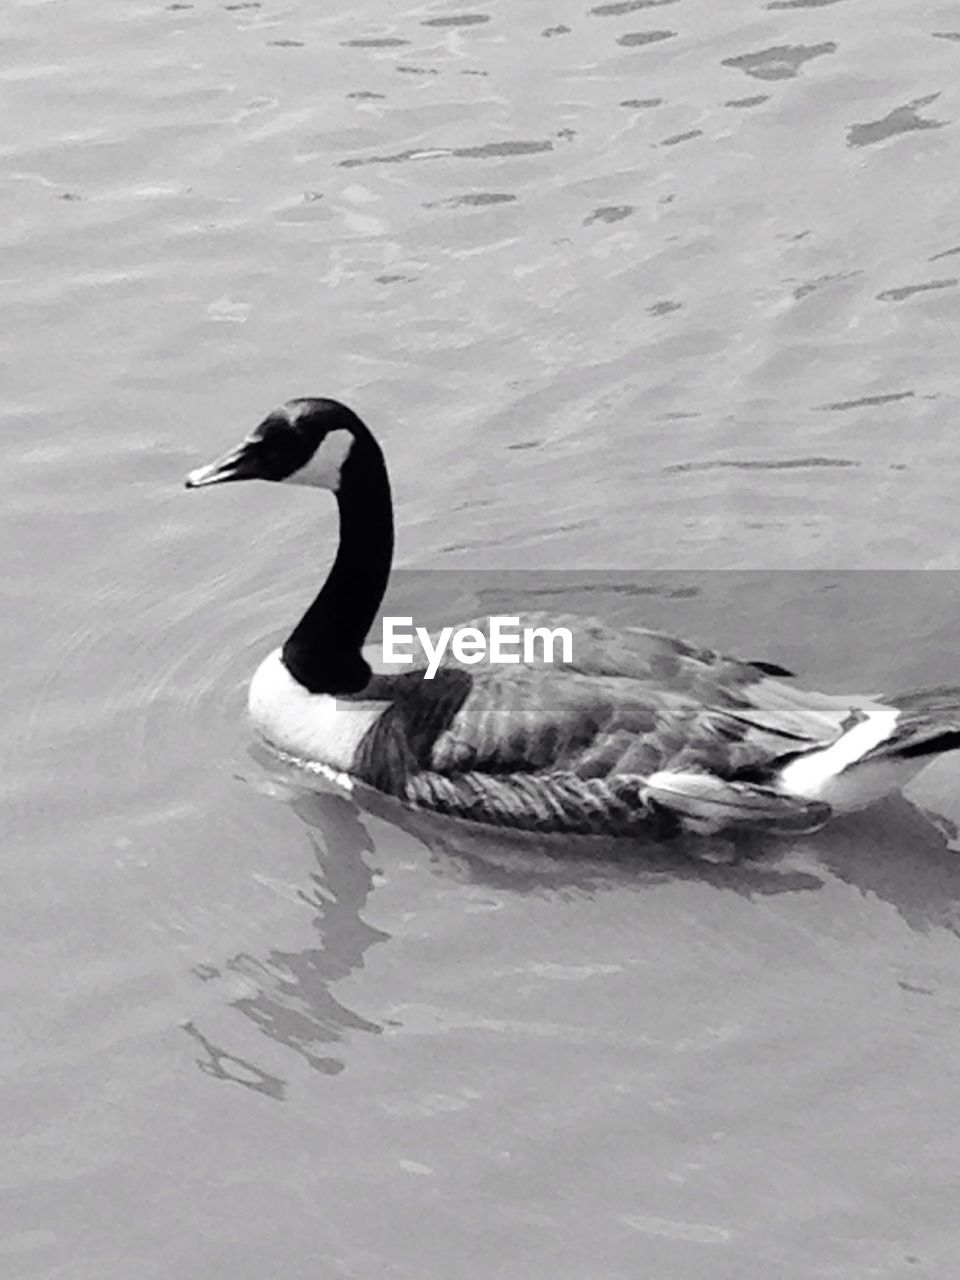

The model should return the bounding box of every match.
[422,13,491,27]
[664,457,859,474]
[767,0,847,8]
[792,271,861,301]
[726,94,770,108]
[342,37,410,48]
[340,138,554,168]
[848,93,946,147]
[591,0,678,13]
[722,42,837,79]
[821,391,915,411]
[617,29,675,46]
[877,278,958,302]
[661,128,703,146]
[426,192,517,208]
[584,204,634,224]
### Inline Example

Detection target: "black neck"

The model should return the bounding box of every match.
[282,434,394,694]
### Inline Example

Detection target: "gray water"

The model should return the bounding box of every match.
[5,1,960,1276]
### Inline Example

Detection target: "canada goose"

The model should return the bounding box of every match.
[187,397,960,838]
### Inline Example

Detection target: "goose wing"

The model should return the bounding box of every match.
[425,663,855,780]
[354,615,866,833]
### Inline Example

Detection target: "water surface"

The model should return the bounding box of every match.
[5,1,960,1276]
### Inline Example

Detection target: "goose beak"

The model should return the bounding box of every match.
[185,439,259,488]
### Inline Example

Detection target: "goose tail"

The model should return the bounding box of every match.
[777,687,960,813]
[876,686,960,760]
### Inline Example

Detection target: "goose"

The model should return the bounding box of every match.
[186,397,960,839]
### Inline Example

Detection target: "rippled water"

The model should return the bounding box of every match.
[5,1,960,1276]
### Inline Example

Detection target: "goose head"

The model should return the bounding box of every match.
[185,396,394,695]
[185,397,370,492]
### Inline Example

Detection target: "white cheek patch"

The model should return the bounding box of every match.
[286,428,354,490]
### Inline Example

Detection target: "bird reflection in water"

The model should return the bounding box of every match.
[185,753,960,1096]
[185,773,389,1094]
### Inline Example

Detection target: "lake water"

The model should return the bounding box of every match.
[5,0,960,1276]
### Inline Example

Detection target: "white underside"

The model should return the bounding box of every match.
[247,648,388,769]
[776,705,920,811]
